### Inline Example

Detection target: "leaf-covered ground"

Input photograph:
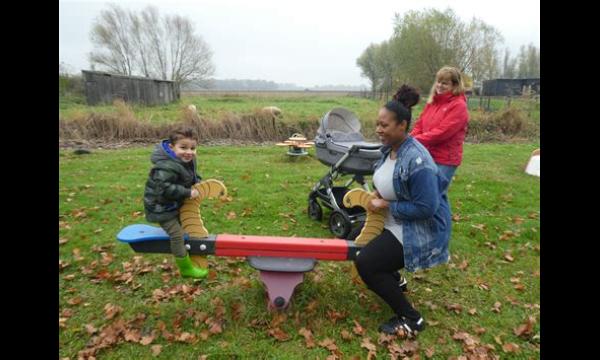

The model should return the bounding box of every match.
[59,143,539,359]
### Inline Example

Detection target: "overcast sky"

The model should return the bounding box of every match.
[59,0,540,87]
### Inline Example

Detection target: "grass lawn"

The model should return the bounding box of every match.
[59,142,539,359]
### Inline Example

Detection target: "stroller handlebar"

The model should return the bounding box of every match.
[348,144,382,152]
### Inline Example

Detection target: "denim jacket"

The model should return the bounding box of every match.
[373,136,452,272]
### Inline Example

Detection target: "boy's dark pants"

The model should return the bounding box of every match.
[159,217,187,258]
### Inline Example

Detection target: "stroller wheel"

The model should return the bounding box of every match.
[329,211,351,239]
[308,198,323,221]
[346,221,364,241]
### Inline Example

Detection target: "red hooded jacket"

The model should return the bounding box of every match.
[410,92,469,166]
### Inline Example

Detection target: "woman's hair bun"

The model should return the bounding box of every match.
[392,84,420,109]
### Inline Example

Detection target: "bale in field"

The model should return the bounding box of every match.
[187,104,197,114]
[261,106,282,117]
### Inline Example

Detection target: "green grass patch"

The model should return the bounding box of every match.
[59,143,539,359]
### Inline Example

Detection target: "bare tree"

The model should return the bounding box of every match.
[89,4,215,86]
[89,4,136,75]
[164,14,215,86]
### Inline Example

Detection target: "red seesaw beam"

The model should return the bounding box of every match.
[214,234,353,260]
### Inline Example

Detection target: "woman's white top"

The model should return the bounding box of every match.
[372,153,403,245]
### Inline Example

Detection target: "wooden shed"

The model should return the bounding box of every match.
[82,70,180,106]
[481,78,540,97]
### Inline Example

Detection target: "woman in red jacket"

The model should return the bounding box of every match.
[409,66,469,193]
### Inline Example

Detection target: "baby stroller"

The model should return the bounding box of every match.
[308,107,382,239]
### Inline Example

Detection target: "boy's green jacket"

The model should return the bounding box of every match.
[144,140,201,222]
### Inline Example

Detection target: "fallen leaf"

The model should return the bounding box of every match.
[319,338,338,351]
[468,308,478,315]
[208,321,223,335]
[72,248,84,261]
[499,230,516,241]
[67,297,82,306]
[84,324,98,334]
[514,316,536,337]
[104,303,122,319]
[231,302,245,321]
[446,303,463,314]
[513,216,524,224]
[504,253,514,262]
[502,343,520,353]
[471,224,486,231]
[352,320,366,336]
[474,327,486,335]
[514,284,526,291]
[376,333,396,345]
[140,335,155,345]
[425,347,435,358]
[176,332,195,343]
[124,329,141,342]
[151,345,162,356]
[226,211,237,220]
[340,329,353,341]
[360,336,377,352]
[59,260,70,271]
[59,317,68,328]
[298,327,315,348]
[59,237,69,245]
[458,259,469,270]
[491,301,502,313]
[93,228,104,234]
[268,327,290,341]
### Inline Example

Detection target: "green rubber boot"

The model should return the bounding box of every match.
[175,254,208,279]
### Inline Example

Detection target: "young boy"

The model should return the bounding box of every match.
[143,127,207,278]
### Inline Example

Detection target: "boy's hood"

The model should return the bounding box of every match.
[150,140,180,164]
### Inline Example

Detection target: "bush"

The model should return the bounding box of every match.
[466,107,536,143]
[59,74,84,97]
[59,103,322,143]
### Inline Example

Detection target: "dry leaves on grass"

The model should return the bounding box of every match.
[299,327,316,348]
[446,303,463,314]
[514,316,536,338]
[104,303,122,320]
[352,320,366,336]
[318,338,342,358]
[502,342,521,353]
[151,344,162,356]
[340,329,353,341]
[360,337,377,359]
[491,301,502,313]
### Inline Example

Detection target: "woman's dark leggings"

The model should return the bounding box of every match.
[354,229,421,321]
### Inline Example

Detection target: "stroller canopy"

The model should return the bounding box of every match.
[317,108,364,142]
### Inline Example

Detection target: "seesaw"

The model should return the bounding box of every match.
[117,180,384,310]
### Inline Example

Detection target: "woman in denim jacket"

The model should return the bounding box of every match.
[354,85,451,336]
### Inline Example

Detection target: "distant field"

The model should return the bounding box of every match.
[59,92,539,144]
[59,92,384,126]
